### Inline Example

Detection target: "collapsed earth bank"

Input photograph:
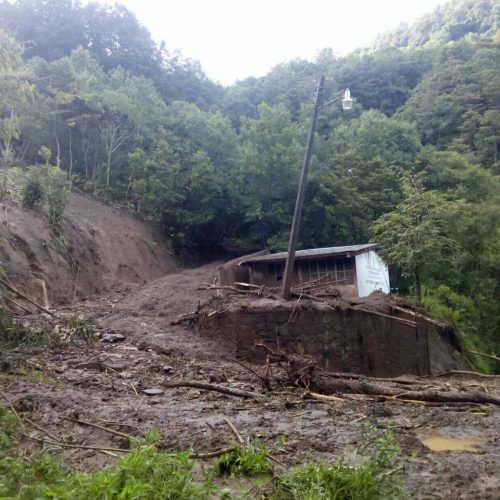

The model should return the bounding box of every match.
[0,193,177,309]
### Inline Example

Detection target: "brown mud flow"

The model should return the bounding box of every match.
[1,263,499,499]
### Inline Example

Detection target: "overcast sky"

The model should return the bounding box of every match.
[100,0,450,85]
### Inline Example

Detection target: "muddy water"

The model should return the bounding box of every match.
[417,429,485,451]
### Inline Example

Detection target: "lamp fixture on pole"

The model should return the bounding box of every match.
[281,78,353,300]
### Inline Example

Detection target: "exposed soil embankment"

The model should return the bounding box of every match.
[198,290,468,377]
[0,193,177,308]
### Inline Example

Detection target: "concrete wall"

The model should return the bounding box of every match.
[355,251,390,297]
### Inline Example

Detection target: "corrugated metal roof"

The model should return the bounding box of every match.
[239,243,378,265]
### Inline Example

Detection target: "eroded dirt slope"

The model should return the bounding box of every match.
[0,193,177,307]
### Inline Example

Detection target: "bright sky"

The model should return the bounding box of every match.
[102,0,450,85]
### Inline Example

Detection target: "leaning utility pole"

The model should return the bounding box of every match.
[281,75,325,300]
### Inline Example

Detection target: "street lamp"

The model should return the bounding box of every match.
[281,77,353,300]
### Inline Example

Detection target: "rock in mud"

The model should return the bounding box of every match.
[143,388,164,396]
[101,333,126,343]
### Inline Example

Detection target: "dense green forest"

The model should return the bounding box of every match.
[0,0,498,369]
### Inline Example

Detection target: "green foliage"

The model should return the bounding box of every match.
[0,313,56,347]
[371,176,462,304]
[21,168,45,210]
[423,285,497,373]
[0,417,215,500]
[45,166,69,232]
[273,427,404,500]
[216,440,272,477]
[21,165,69,232]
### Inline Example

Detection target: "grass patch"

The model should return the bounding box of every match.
[216,439,272,477]
[0,403,407,499]
[272,427,405,500]
[0,407,217,499]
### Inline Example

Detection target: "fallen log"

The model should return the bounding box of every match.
[163,380,266,400]
[170,312,198,325]
[312,376,500,406]
[0,278,55,317]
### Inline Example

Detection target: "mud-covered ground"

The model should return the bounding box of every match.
[1,263,499,499]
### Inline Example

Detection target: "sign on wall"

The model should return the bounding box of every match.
[355,251,390,297]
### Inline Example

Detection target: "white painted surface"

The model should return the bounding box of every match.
[355,251,390,297]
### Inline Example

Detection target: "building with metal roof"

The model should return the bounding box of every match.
[235,243,389,297]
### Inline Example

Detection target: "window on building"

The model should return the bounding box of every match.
[302,257,353,284]
[268,262,285,281]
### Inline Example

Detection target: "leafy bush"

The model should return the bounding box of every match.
[216,440,272,477]
[21,169,45,210]
[21,165,69,233]
[45,166,69,232]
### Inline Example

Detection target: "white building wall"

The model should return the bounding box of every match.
[355,250,390,297]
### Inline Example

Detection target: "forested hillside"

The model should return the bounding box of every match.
[0,0,498,369]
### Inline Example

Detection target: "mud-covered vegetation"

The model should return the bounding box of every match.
[0,1,498,362]
[0,403,405,499]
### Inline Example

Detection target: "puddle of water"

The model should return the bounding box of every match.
[417,429,485,452]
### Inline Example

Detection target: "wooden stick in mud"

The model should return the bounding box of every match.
[191,446,236,459]
[65,417,135,439]
[302,391,345,403]
[23,433,129,453]
[0,279,55,317]
[223,417,244,444]
[164,380,266,400]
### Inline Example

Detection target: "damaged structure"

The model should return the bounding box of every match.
[221,244,390,298]
[206,247,465,377]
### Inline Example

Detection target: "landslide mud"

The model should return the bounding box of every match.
[1,264,499,498]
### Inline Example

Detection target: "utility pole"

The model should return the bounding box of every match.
[282,75,325,300]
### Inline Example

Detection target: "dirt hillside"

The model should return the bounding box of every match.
[0,193,177,308]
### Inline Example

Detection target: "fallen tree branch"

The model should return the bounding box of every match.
[0,279,55,317]
[433,370,500,379]
[170,312,198,325]
[191,446,236,459]
[468,350,500,363]
[164,381,266,400]
[4,295,34,314]
[24,418,60,442]
[312,376,500,406]
[318,370,420,386]
[355,308,417,328]
[65,417,135,440]
[390,305,448,328]
[302,391,345,403]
